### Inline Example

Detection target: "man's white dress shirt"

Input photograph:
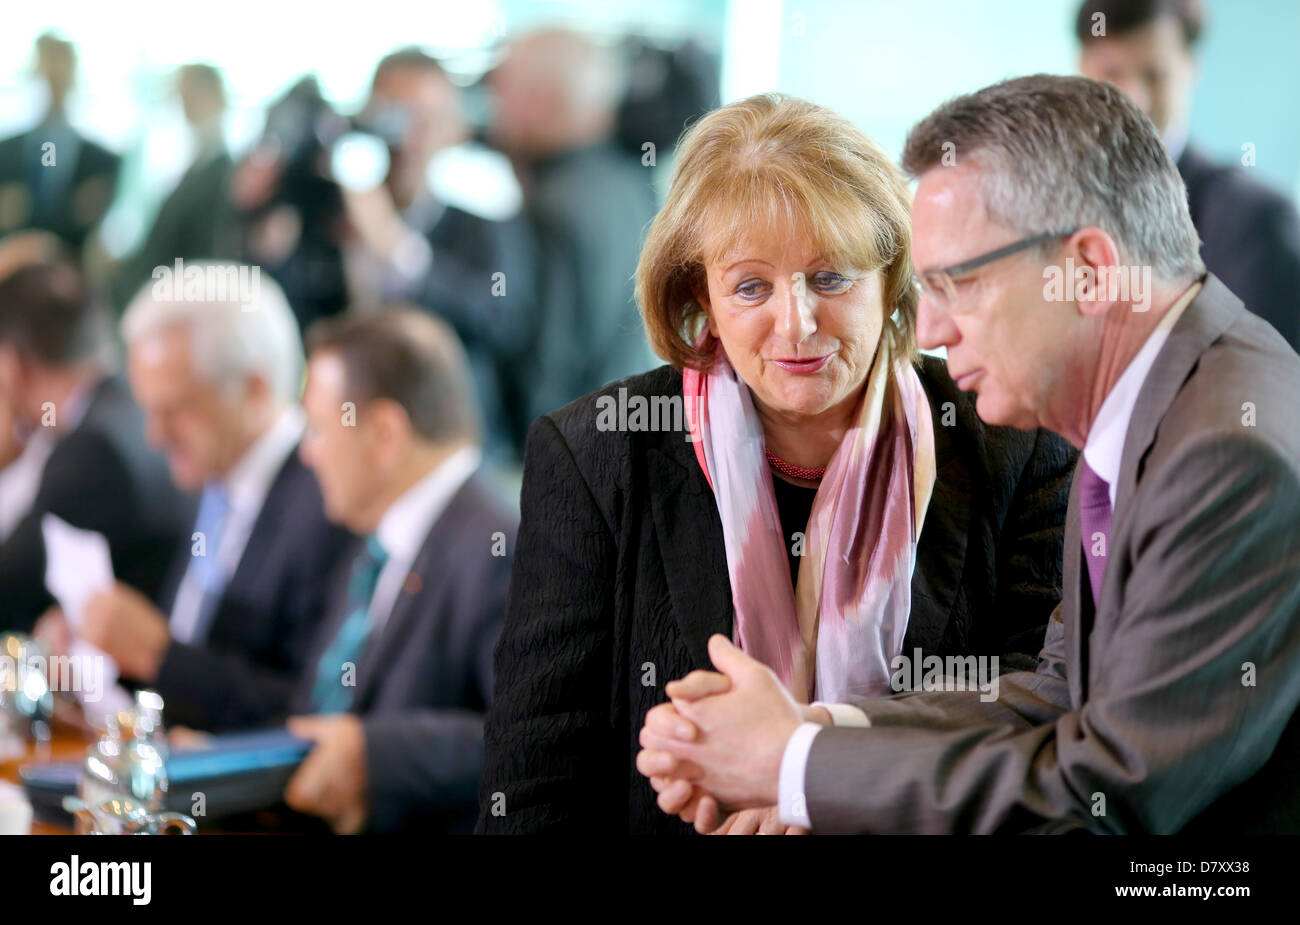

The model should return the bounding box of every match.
[169,407,305,644]
[364,445,481,637]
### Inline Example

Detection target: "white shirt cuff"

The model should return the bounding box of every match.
[778,722,823,828]
[812,701,872,727]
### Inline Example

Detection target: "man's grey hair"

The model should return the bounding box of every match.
[121,263,302,402]
[902,74,1205,283]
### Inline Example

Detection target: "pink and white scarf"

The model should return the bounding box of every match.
[683,336,936,703]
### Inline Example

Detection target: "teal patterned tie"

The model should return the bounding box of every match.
[310,535,389,714]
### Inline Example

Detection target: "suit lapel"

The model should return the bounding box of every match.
[351,559,433,710]
[647,445,733,670]
[905,387,969,653]
[1063,457,1087,707]
[1114,276,1240,521]
[209,453,300,643]
[1069,276,1239,704]
[349,473,482,709]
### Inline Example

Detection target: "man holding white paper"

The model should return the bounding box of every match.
[0,262,187,631]
[61,270,352,732]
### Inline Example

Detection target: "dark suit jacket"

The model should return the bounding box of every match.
[286,468,517,833]
[803,275,1300,834]
[0,376,188,631]
[477,358,1076,834]
[1178,144,1300,350]
[511,142,658,443]
[146,448,354,731]
[0,126,120,253]
[110,148,237,310]
[409,204,536,463]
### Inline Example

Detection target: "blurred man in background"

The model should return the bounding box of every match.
[231,76,351,333]
[0,231,65,541]
[488,28,657,444]
[0,34,120,259]
[1077,0,1300,349]
[0,262,186,630]
[63,269,353,731]
[109,64,238,311]
[340,49,535,464]
[282,309,515,833]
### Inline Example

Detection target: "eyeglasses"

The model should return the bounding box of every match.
[912,229,1078,311]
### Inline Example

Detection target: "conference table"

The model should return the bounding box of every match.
[1,712,297,834]
[0,718,90,834]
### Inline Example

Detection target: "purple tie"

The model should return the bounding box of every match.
[1078,460,1112,606]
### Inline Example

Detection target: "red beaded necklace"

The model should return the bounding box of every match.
[765,450,826,482]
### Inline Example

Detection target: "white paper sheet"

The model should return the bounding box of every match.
[40,514,135,720]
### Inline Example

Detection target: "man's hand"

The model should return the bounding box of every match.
[284,715,370,835]
[637,634,804,813]
[82,583,170,682]
[169,726,214,751]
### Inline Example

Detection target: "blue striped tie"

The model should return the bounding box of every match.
[310,535,389,714]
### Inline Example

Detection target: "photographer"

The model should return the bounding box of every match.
[232,53,535,463]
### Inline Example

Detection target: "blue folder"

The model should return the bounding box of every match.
[20,728,312,826]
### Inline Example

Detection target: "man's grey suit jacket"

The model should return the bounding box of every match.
[804,274,1300,834]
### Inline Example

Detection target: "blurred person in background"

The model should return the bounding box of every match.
[1077,0,1300,349]
[0,261,186,630]
[488,28,658,445]
[108,64,238,311]
[42,269,353,731]
[0,401,26,540]
[281,308,516,833]
[339,48,536,465]
[0,231,65,542]
[0,34,120,259]
[230,76,349,333]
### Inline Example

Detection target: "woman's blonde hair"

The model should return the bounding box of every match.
[637,93,918,372]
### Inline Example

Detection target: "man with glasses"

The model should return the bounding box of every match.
[636,74,1300,834]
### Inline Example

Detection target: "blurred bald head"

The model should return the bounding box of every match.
[489,28,624,158]
[34,33,76,111]
[177,63,226,128]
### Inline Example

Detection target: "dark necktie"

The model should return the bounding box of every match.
[1078,460,1113,606]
